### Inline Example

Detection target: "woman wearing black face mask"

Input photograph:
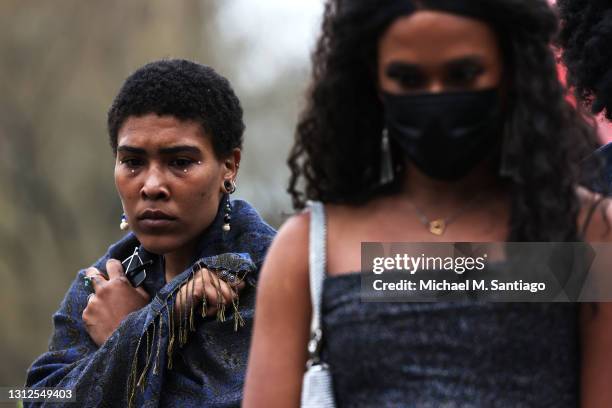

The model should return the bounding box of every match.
[245,0,612,407]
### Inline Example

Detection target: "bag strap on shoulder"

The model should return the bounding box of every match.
[306,200,327,365]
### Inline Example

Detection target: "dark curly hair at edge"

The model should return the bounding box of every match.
[107,59,245,158]
[558,0,612,121]
[288,0,603,242]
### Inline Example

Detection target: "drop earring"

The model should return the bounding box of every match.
[120,213,129,231]
[380,128,394,185]
[223,196,232,232]
[222,179,236,232]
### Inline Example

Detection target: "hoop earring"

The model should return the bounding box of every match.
[223,179,236,194]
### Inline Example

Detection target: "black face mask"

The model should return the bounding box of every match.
[382,89,502,181]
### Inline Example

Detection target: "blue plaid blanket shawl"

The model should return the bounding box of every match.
[26,200,275,407]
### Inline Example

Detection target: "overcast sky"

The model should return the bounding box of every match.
[218,0,325,91]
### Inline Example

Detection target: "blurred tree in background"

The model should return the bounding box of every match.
[0,0,315,386]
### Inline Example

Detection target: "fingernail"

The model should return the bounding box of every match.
[85,268,99,277]
[106,258,121,267]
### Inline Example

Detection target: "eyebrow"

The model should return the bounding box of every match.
[386,62,421,74]
[443,56,485,70]
[117,146,146,155]
[117,145,202,155]
[159,145,202,155]
[387,55,485,72]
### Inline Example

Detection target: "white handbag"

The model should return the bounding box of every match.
[300,201,337,408]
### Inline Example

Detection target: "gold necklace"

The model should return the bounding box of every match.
[408,192,488,236]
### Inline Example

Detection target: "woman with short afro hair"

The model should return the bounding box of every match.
[25,59,275,407]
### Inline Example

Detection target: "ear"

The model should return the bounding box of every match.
[222,148,241,180]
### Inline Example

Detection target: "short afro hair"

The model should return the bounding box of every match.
[107,59,245,157]
[558,0,612,120]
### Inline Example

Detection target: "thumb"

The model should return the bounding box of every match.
[106,259,124,280]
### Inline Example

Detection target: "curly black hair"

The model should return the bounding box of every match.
[288,0,603,241]
[107,59,244,158]
[558,0,612,121]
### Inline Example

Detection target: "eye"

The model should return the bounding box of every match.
[445,64,485,87]
[119,158,145,169]
[386,63,427,91]
[169,157,197,169]
[396,73,426,89]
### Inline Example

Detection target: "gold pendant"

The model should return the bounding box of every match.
[429,219,446,236]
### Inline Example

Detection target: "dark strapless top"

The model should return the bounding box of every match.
[321,273,579,408]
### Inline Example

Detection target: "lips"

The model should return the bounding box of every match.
[138,209,176,220]
[136,209,177,229]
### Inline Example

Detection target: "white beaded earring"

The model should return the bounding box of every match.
[120,213,129,231]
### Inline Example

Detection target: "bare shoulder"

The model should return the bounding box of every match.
[258,210,311,289]
[244,211,313,407]
[577,186,612,242]
[575,195,612,406]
